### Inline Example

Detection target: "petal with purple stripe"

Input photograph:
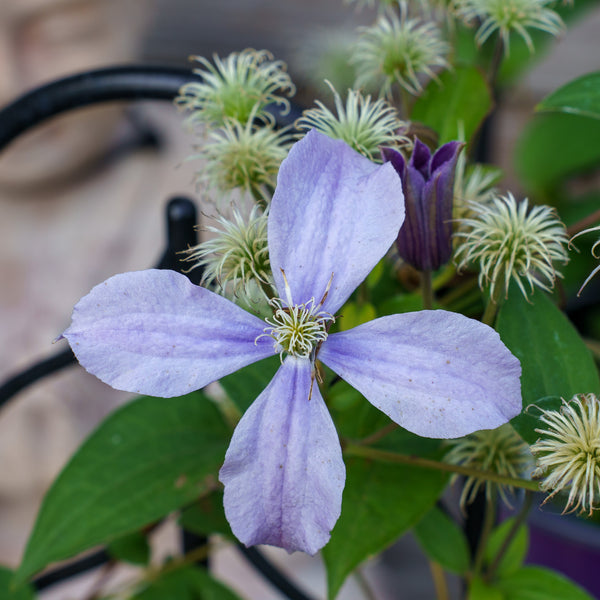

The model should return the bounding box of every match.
[269,129,404,313]
[219,356,345,554]
[63,269,274,397]
[319,311,522,438]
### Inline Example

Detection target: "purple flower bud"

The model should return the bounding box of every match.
[382,139,463,271]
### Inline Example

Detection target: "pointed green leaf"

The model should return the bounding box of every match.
[496,566,593,600]
[179,492,233,540]
[323,429,447,599]
[411,65,493,144]
[414,506,471,575]
[468,577,505,600]
[107,531,150,566]
[131,565,242,600]
[17,392,230,582]
[511,396,562,445]
[0,568,34,600]
[484,518,528,577]
[536,72,600,120]
[219,356,279,413]
[497,291,600,411]
[515,113,600,191]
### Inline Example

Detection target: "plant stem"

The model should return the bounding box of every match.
[473,496,496,577]
[356,422,399,446]
[355,568,379,600]
[422,269,434,309]
[343,444,540,492]
[487,35,505,90]
[429,561,450,600]
[567,207,600,237]
[484,491,533,583]
[481,298,499,327]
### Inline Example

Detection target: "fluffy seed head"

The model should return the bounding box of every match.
[296,82,407,161]
[350,3,450,96]
[197,118,292,201]
[531,394,600,515]
[176,49,295,126]
[452,0,565,53]
[445,424,532,511]
[454,192,569,301]
[181,206,272,299]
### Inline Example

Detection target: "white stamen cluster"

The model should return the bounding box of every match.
[296,82,406,161]
[350,3,450,96]
[452,0,565,53]
[454,192,569,301]
[176,49,295,127]
[531,394,600,515]
[445,424,532,511]
[261,298,335,360]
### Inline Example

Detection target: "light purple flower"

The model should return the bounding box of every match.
[382,139,463,271]
[63,130,521,555]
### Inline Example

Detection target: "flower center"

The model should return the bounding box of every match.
[261,297,335,360]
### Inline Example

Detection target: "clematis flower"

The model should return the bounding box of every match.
[63,130,521,555]
[382,139,463,271]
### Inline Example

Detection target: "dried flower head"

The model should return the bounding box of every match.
[569,223,600,297]
[453,0,565,52]
[176,49,295,127]
[296,82,406,161]
[446,424,532,510]
[454,193,569,301]
[197,117,292,202]
[350,3,450,96]
[531,394,600,515]
[181,206,272,299]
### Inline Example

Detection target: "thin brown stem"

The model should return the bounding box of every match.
[429,561,450,600]
[343,444,540,492]
[356,422,399,446]
[473,496,497,577]
[484,491,533,583]
[422,269,434,310]
[567,207,600,237]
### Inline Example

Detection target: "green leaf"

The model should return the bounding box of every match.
[484,518,528,576]
[497,290,600,413]
[411,65,493,144]
[219,356,279,413]
[515,113,600,191]
[107,531,150,566]
[323,431,447,599]
[413,506,470,575]
[0,568,34,600]
[337,302,376,331]
[17,392,230,582]
[537,72,600,120]
[179,491,233,540]
[468,577,505,600]
[511,396,562,445]
[496,565,593,600]
[131,565,242,600]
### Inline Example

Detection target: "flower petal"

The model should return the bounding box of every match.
[319,311,521,438]
[219,356,345,555]
[269,129,404,313]
[63,269,274,397]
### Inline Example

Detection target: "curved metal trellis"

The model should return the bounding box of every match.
[0,65,314,600]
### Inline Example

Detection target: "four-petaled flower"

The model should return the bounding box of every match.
[63,130,522,555]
